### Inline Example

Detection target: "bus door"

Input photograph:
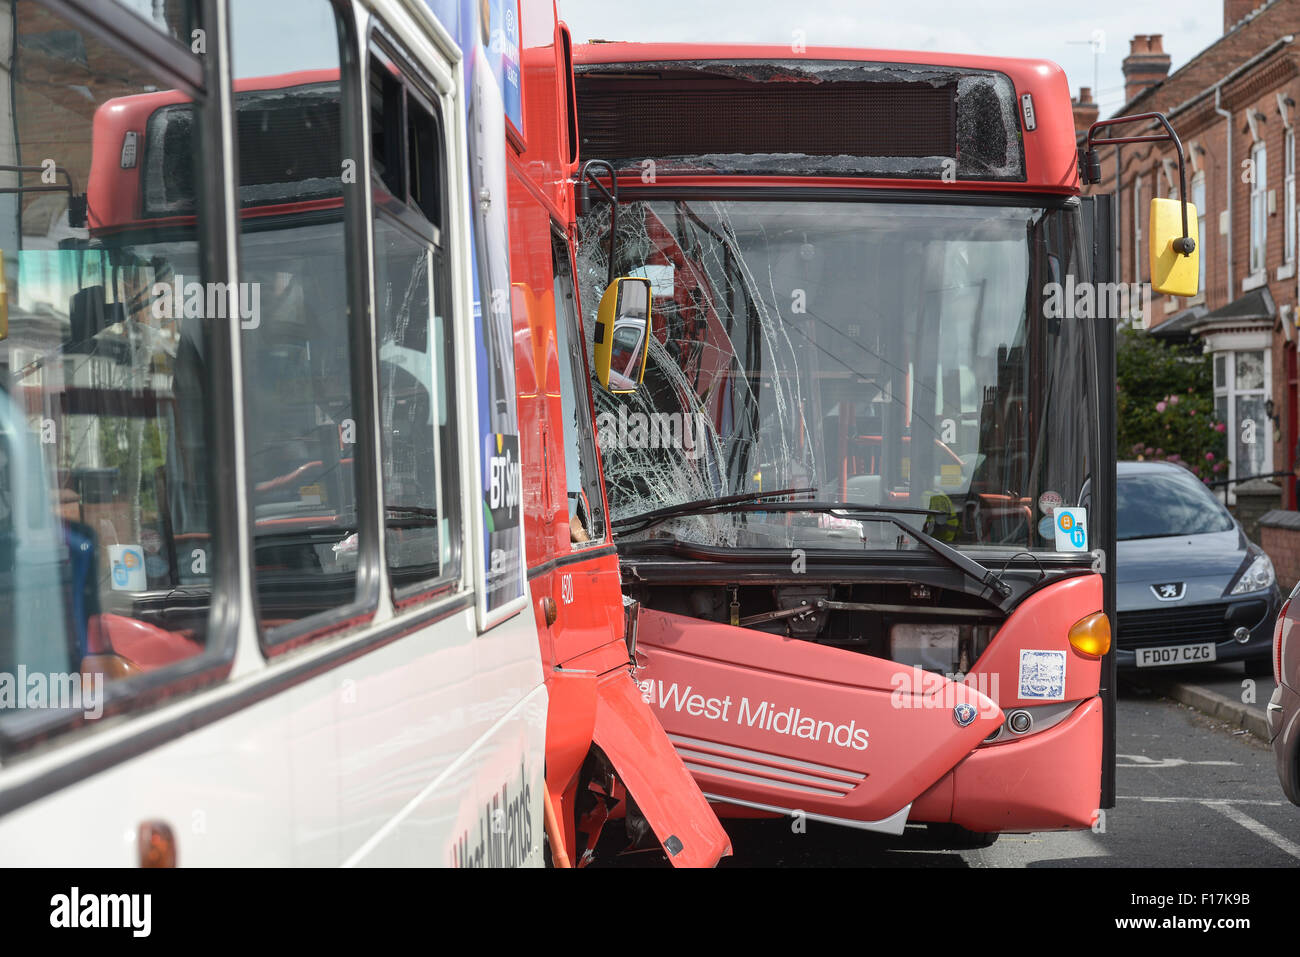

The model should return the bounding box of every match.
[1080,192,1119,811]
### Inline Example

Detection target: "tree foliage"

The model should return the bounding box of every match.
[1116,326,1227,482]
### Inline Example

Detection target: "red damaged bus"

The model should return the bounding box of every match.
[571,43,1201,842]
[0,0,725,867]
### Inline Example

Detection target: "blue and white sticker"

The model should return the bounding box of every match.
[1019,649,1066,700]
[1052,506,1088,552]
[108,544,147,592]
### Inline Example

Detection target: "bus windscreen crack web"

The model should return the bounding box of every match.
[578,200,816,548]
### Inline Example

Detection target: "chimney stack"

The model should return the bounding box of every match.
[1122,34,1171,104]
[1073,87,1099,139]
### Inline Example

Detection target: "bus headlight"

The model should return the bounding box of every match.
[1229,553,1275,595]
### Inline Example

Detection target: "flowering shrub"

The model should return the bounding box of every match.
[1117,327,1228,481]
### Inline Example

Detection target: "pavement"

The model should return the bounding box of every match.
[1130,660,1278,741]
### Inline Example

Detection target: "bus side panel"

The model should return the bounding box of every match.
[0,699,297,866]
[338,607,545,866]
[591,668,732,867]
[0,610,544,866]
[966,574,1103,708]
[949,696,1103,831]
[636,608,1003,823]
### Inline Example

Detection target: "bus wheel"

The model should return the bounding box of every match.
[925,823,1000,849]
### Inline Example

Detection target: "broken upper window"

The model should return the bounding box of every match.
[575,59,1025,182]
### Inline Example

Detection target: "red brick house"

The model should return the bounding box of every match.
[1080,1,1300,505]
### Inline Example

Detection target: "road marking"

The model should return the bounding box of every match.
[1121,796,1288,806]
[1203,801,1300,861]
[1116,754,1237,768]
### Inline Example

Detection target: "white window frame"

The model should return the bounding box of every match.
[1191,170,1207,301]
[1249,140,1268,278]
[1286,127,1296,265]
[1210,338,1273,500]
[1133,174,1143,283]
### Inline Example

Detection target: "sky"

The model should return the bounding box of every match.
[558,0,1229,116]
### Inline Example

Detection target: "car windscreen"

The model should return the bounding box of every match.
[1117,471,1235,540]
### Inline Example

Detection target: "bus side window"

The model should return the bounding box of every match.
[369,44,460,598]
[231,0,368,638]
[0,0,216,724]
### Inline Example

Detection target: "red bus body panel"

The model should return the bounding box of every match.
[513,5,728,865]
[634,575,1102,826]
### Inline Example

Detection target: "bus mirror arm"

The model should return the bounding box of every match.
[579,159,619,286]
[1081,112,1195,257]
[0,164,86,228]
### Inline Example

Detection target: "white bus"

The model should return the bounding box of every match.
[0,0,545,866]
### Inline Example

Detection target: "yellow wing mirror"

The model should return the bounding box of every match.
[1081,112,1200,299]
[1149,197,1199,297]
[593,276,651,393]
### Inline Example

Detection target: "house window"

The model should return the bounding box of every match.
[1287,128,1296,265]
[1191,171,1207,295]
[1133,174,1143,282]
[1213,347,1272,486]
[1250,140,1268,275]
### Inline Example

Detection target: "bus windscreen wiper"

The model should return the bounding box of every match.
[617,496,1015,611]
[612,486,815,534]
[659,499,1013,610]
[832,507,1016,612]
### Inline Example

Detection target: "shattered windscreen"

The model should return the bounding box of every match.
[578,198,1099,554]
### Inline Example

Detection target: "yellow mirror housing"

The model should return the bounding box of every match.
[1149,197,1199,297]
[593,276,651,393]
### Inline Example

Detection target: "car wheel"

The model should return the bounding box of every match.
[925,823,1000,849]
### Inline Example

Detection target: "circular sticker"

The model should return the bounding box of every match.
[141,528,163,555]
[1039,491,1064,515]
[1038,515,1055,540]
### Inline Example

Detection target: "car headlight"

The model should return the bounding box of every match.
[1230,552,1276,595]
